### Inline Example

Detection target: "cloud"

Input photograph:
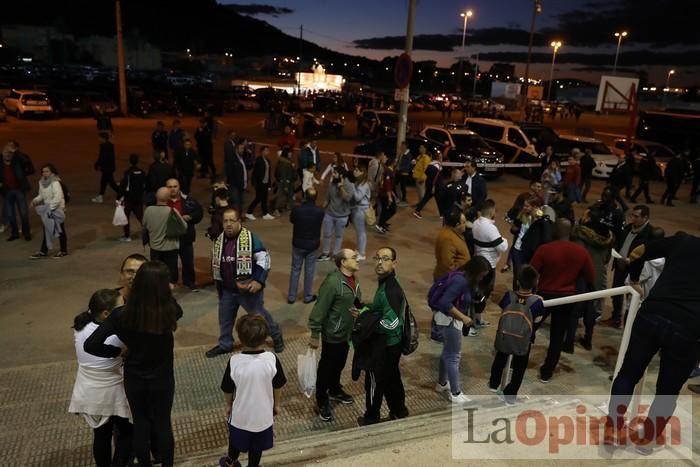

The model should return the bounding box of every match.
[353,29,551,51]
[475,50,700,67]
[222,3,293,17]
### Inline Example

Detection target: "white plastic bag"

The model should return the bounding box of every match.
[297,348,317,398]
[112,201,128,226]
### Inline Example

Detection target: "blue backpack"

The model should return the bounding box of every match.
[427,271,463,311]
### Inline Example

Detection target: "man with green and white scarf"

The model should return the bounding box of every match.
[206,208,284,357]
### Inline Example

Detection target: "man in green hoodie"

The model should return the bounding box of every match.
[358,246,409,425]
[308,248,362,422]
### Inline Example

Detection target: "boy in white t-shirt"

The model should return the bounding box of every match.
[219,315,287,467]
[302,163,320,192]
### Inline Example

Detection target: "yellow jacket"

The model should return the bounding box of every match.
[433,226,470,280]
[412,154,431,182]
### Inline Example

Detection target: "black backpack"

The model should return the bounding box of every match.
[401,301,419,356]
[59,180,71,205]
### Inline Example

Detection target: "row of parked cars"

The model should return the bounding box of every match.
[355,115,677,180]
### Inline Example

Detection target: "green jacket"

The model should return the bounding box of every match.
[308,270,361,343]
[572,223,614,291]
[275,157,296,187]
[368,274,404,346]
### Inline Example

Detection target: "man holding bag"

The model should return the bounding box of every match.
[142,187,187,284]
[308,249,362,422]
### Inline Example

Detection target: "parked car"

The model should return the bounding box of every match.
[3,89,54,119]
[302,113,344,139]
[312,95,340,112]
[358,110,404,139]
[231,96,261,112]
[419,125,504,176]
[518,122,560,154]
[354,136,442,162]
[462,118,540,175]
[553,135,619,179]
[50,91,91,117]
[612,138,675,177]
[85,92,119,115]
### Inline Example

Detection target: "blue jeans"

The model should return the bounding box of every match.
[218,287,282,351]
[4,189,30,237]
[438,324,463,394]
[288,247,317,302]
[351,208,367,256]
[322,214,348,256]
[609,308,699,439]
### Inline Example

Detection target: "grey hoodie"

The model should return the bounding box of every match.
[325,179,355,217]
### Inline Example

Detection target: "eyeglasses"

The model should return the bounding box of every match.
[373,256,393,263]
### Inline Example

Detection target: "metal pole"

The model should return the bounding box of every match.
[546,47,557,101]
[612,34,622,75]
[472,53,479,97]
[297,25,303,96]
[520,0,539,116]
[396,0,416,158]
[457,14,468,95]
[115,0,128,116]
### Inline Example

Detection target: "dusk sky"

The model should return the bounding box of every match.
[222,0,699,86]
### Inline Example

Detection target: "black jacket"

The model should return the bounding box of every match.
[638,156,659,180]
[0,152,34,193]
[351,311,384,381]
[95,142,116,173]
[178,194,204,243]
[466,173,488,209]
[174,148,198,177]
[290,201,324,251]
[119,166,146,201]
[520,216,553,263]
[580,154,596,178]
[225,149,248,190]
[665,157,685,184]
[252,155,272,186]
[615,222,653,255]
[194,126,213,152]
[147,160,176,193]
[152,129,168,152]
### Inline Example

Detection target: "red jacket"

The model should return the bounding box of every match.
[563,164,581,186]
[530,240,594,296]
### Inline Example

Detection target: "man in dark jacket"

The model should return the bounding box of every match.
[95,106,112,137]
[288,188,324,304]
[602,204,652,328]
[167,119,185,155]
[147,151,176,204]
[309,248,362,422]
[194,117,215,179]
[173,138,198,195]
[358,247,408,425]
[661,153,685,206]
[463,159,488,210]
[631,152,658,203]
[166,178,203,291]
[92,133,120,203]
[246,146,274,220]
[118,153,146,242]
[151,121,168,159]
[0,141,34,240]
[224,139,249,215]
[690,150,700,203]
[395,141,413,203]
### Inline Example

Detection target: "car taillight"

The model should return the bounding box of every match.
[20,97,27,104]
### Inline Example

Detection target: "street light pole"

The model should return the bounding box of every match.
[115,0,128,116]
[457,10,472,96]
[396,0,416,158]
[664,69,675,106]
[520,0,542,117]
[612,31,627,75]
[546,41,561,101]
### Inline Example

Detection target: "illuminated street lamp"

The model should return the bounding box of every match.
[457,9,473,95]
[613,31,627,75]
[664,69,676,105]
[547,41,562,101]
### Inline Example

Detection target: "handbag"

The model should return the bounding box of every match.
[112,202,128,226]
[364,205,376,226]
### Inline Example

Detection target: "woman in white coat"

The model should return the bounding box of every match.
[69,289,133,467]
[30,163,68,258]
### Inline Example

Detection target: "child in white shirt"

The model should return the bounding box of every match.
[219,315,287,467]
[302,164,320,192]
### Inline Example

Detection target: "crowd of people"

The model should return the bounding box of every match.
[2,121,699,466]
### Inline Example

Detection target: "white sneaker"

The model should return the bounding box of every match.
[0,224,5,233]
[449,392,472,404]
[245,213,256,221]
[119,236,133,243]
[468,328,477,337]
[435,381,451,393]
[262,214,275,220]
[91,195,103,203]
[357,255,366,261]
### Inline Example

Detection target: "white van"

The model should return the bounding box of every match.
[462,118,540,169]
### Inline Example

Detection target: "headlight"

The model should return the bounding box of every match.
[314,118,322,125]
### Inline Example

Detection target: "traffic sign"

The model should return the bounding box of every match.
[394,53,413,89]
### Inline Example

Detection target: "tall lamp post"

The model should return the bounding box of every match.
[115,0,128,116]
[457,9,473,96]
[664,69,675,105]
[546,41,561,101]
[612,31,627,75]
[520,0,542,116]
